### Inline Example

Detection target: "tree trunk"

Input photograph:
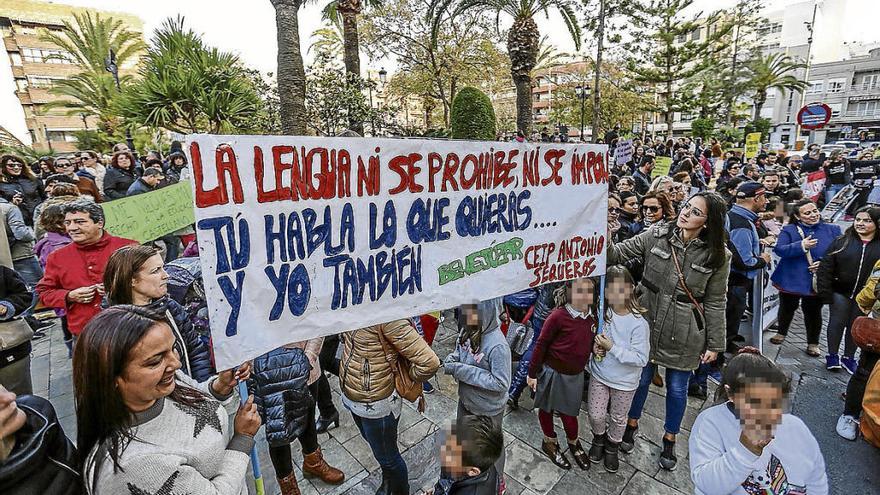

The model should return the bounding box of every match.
[591,0,605,143]
[508,16,539,136]
[271,0,307,135]
[513,75,533,135]
[753,91,766,121]
[665,80,674,137]
[339,4,364,135]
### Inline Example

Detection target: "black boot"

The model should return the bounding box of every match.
[659,437,677,471]
[588,433,605,463]
[603,439,620,473]
[316,410,340,434]
[620,424,638,454]
[375,475,390,495]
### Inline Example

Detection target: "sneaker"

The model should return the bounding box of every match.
[826,354,842,371]
[658,437,677,471]
[836,414,859,441]
[708,369,723,385]
[841,356,858,375]
[422,381,435,394]
[620,424,637,454]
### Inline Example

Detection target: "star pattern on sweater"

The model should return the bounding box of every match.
[172,400,222,438]
[127,470,189,495]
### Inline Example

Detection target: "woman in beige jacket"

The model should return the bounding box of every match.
[340,319,440,495]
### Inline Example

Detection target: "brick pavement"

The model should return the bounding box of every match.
[31,307,868,495]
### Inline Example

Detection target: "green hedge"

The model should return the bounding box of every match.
[450,86,496,140]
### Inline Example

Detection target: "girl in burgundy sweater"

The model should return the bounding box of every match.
[527,277,597,471]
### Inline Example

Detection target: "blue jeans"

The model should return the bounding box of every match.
[508,316,545,400]
[352,412,408,494]
[628,364,691,435]
[690,363,712,388]
[13,256,42,315]
[826,183,845,204]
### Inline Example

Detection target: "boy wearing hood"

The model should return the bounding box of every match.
[444,298,511,491]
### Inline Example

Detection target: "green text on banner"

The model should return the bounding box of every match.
[103,182,195,243]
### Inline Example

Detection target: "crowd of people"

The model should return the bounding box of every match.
[3,129,880,495]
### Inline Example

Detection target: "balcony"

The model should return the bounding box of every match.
[847,85,880,100]
[842,109,880,121]
[3,36,18,52]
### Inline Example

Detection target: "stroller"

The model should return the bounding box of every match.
[502,288,537,360]
[165,257,214,366]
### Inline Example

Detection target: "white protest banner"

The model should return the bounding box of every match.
[615,139,633,166]
[185,135,609,369]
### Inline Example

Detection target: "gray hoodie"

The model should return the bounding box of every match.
[444,298,512,416]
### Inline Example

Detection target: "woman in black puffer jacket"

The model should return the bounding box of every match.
[0,387,81,495]
[103,245,215,382]
[0,154,45,226]
[250,338,344,495]
[102,151,139,200]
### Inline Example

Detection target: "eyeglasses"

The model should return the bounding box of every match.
[608,207,620,215]
[642,205,661,213]
[681,203,706,218]
[4,162,22,169]
[55,162,73,168]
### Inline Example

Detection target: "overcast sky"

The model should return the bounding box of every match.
[2,0,877,143]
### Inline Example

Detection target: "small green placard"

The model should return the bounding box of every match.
[103,182,195,243]
[652,156,673,178]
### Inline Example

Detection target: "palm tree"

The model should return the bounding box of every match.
[119,17,260,134]
[323,0,379,134]
[40,12,144,133]
[532,35,567,77]
[748,53,807,121]
[431,0,581,135]
[271,0,309,134]
[309,23,344,59]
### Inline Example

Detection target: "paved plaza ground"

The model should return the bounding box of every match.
[31,308,879,495]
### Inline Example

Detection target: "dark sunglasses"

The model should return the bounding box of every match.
[608,207,620,214]
[642,205,661,213]
[4,162,23,168]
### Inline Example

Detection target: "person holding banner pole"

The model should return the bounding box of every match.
[339,320,440,495]
[75,306,259,495]
[103,245,215,383]
[250,338,345,495]
[608,192,731,471]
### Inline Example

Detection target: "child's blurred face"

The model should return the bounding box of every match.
[730,382,785,438]
[462,304,480,332]
[440,429,480,478]
[570,279,594,311]
[607,278,630,307]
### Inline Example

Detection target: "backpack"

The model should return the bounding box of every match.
[861,360,880,448]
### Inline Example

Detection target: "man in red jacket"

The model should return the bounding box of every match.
[36,200,135,337]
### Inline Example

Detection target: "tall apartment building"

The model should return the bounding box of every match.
[0,0,142,153]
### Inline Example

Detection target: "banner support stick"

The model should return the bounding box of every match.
[238,382,265,495]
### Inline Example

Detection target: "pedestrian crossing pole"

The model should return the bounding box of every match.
[238,382,265,495]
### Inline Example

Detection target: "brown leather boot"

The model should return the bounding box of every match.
[277,473,301,495]
[302,447,345,484]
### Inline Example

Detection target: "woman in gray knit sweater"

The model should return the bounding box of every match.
[74,305,260,495]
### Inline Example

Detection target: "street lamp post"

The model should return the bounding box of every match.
[105,49,134,151]
[575,84,589,142]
